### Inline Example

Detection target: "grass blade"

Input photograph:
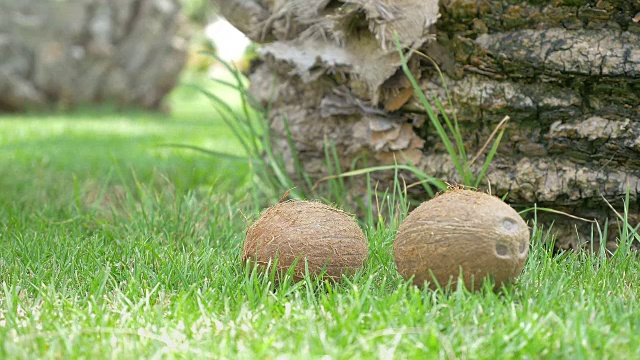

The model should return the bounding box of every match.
[474,127,504,188]
[394,33,466,182]
[313,164,446,196]
[157,143,253,163]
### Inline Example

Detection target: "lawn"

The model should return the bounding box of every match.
[1,71,640,359]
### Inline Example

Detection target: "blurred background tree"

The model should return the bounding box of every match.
[0,0,252,112]
[0,0,190,112]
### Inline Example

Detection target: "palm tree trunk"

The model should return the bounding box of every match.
[214,0,640,251]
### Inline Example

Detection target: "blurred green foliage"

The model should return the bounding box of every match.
[186,34,218,73]
[180,0,216,25]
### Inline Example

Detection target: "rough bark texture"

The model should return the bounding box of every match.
[0,0,187,112]
[217,0,640,250]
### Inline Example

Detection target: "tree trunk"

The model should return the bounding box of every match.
[0,0,187,112]
[215,0,640,251]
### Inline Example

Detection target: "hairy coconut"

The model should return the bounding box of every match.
[242,200,368,280]
[394,189,530,291]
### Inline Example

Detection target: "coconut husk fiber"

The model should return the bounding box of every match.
[242,200,368,281]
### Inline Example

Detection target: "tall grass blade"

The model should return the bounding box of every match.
[196,88,256,156]
[518,207,597,223]
[394,34,466,183]
[158,144,253,163]
[434,97,468,179]
[313,164,446,197]
[474,127,504,188]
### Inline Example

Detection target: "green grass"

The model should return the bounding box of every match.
[0,71,248,209]
[1,71,640,359]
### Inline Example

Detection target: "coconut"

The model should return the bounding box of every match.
[393,189,530,291]
[242,200,368,280]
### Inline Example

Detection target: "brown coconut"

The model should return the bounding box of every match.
[393,189,530,291]
[242,200,368,281]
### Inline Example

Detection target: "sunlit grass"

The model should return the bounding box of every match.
[1,187,639,358]
[0,71,249,209]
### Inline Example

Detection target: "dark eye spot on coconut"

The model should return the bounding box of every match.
[495,242,510,257]
[519,241,528,256]
[501,218,518,233]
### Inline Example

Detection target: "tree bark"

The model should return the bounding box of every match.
[0,0,187,112]
[215,0,640,250]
